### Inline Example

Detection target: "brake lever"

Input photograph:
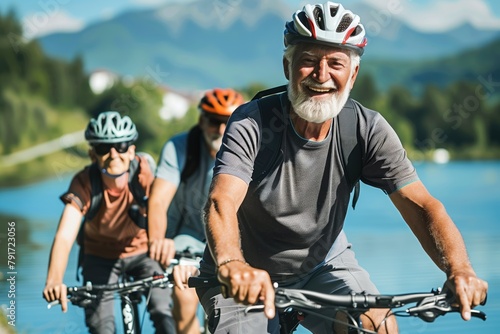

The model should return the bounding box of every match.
[436,286,487,321]
[407,302,452,322]
[245,289,322,314]
[407,295,487,322]
[274,289,321,310]
[471,309,487,320]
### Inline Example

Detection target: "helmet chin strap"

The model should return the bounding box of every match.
[101,168,127,178]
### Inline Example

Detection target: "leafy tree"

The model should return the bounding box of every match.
[443,81,488,148]
[0,9,95,159]
[351,73,378,107]
[486,101,500,146]
[0,9,23,89]
[238,82,267,100]
[69,55,94,109]
[413,85,449,149]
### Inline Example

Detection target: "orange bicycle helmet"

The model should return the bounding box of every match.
[199,88,244,117]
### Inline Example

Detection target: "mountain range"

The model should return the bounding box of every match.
[37,0,500,92]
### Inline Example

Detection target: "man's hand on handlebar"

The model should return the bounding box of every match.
[217,261,276,319]
[148,238,176,268]
[443,268,488,321]
[43,282,68,313]
[172,265,200,290]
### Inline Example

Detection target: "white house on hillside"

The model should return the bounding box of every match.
[89,69,117,94]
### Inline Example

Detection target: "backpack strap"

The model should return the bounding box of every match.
[128,156,147,207]
[165,126,202,239]
[86,163,104,221]
[337,99,363,209]
[252,84,288,100]
[75,162,102,280]
[127,154,153,230]
[251,91,288,184]
[181,126,202,183]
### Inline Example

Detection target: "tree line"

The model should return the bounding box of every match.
[351,71,500,159]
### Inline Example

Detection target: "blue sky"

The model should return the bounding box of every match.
[2,0,500,38]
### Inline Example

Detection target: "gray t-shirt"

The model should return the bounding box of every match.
[210,95,418,282]
[156,129,214,244]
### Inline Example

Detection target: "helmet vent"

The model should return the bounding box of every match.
[313,6,325,30]
[336,14,353,32]
[351,25,363,36]
[297,11,309,29]
[329,5,339,18]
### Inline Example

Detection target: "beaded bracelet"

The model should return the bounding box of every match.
[217,258,248,269]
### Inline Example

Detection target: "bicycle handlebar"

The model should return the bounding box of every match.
[187,276,487,323]
[47,249,202,309]
[271,287,487,323]
[174,249,203,260]
[47,272,172,309]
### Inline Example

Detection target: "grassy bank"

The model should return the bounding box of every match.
[0,148,89,188]
[0,311,16,333]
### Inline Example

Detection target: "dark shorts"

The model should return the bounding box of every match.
[81,253,175,334]
[197,245,378,334]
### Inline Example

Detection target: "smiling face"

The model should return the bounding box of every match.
[284,43,359,123]
[90,143,136,177]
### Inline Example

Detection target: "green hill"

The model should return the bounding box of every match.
[362,38,500,97]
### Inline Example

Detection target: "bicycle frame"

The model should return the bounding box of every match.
[117,273,150,334]
[120,288,142,334]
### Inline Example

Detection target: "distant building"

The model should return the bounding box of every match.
[159,91,191,120]
[89,69,117,94]
[88,70,201,120]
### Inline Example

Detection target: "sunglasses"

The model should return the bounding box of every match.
[93,142,130,155]
[204,115,228,127]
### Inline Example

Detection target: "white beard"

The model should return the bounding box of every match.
[288,76,352,123]
[203,132,223,153]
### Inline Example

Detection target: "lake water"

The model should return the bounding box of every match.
[0,161,498,333]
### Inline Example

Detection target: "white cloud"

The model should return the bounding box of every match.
[363,0,500,32]
[99,8,119,21]
[22,9,84,39]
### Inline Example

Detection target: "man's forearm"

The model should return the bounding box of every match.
[148,178,177,241]
[423,204,473,275]
[148,201,168,241]
[391,182,473,275]
[204,199,244,266]
[46,238,72,284]
[204,174,249,265]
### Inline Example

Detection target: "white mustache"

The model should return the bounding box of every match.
[302,78,337,91]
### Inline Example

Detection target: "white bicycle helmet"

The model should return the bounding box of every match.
[284,2,367,56]
[85,111,138,144]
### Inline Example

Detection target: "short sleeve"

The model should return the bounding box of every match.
[213,101,261,184]
[360,112,419,194]
[59,168,92,214]
[155,133,188,186]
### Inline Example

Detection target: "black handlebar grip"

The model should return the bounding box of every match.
[187,276,220,288]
